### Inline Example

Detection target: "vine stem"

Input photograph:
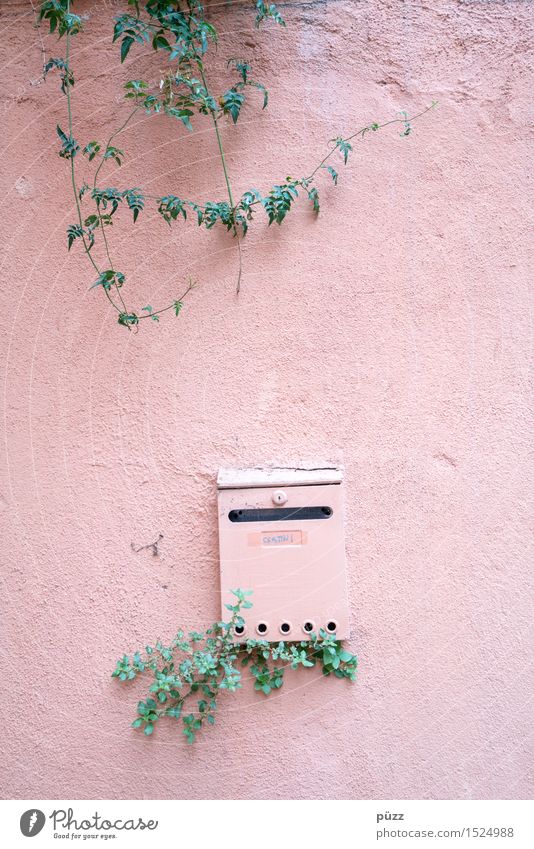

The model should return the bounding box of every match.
[65,1,121,314]
[92,106,140,314]
[304,102,437,183]
[93,107,140,187]
[29,0,47,86]
[197,61,243,294]
[137,278,195,320]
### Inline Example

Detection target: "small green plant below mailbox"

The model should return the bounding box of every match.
[112,589,357,744]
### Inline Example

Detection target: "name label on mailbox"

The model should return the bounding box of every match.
[247,530,305,547]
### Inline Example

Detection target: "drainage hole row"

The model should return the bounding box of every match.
[234,620,338,637]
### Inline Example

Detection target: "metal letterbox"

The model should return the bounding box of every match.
[217,467,350,641]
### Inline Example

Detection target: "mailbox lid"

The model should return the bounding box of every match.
[217,466,343,490]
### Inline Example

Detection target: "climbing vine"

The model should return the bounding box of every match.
[112,589,358,743]
[38,0,435,329]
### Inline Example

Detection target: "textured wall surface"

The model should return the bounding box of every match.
[1,0,532,800]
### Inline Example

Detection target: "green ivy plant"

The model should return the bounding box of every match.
[39,0,435,328]
[112,589,357,743]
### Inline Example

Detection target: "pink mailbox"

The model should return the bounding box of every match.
[217,467,350,642]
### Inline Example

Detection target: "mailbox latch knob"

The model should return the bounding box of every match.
[272,489,288,506]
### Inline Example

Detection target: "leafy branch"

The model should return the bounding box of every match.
[87,103,434,234]
[38,0,435,329]
[112,589,358,743]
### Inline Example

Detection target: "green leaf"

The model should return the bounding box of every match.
[66,224,83,251]
[82,141,101,162]
[124,79,148,100]
[90,269,125,292]
[255,1,286,27]
[220,89,245,124]
[335,137,353,164]
[40,4,82,37]
[143,723,154,736]
[43,57,74,94]
[307,186,320,214]
[324,165,338,185]
[103,146,124,166]
[165,106,194,132]
[251,81,268,109]
[56,124,79,159]
[122,188,144,222]
[340,649,355,662]
[120,36,135,63]
[152,34,171,52]
[158,195,187,224]
[228,58,250,84]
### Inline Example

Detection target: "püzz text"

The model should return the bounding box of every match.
[377,812,404,823]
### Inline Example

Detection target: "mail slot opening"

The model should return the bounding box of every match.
[303,620,315,633]
[279,621,292,635]
[256,622,268,635]
[234,624,245,636]
[228,506,333,523]
[326,620,338,633]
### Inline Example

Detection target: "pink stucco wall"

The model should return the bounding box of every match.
[1,0,532,800]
